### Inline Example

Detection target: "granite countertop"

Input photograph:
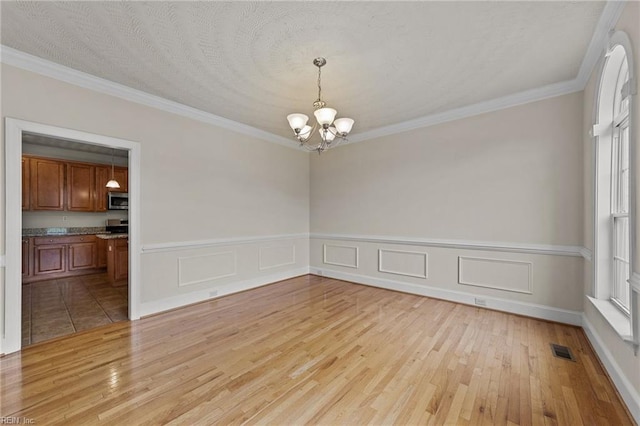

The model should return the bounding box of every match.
[96,234,128,240]
[23,227,109,237]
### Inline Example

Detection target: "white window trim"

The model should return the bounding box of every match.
[591,30,638,351]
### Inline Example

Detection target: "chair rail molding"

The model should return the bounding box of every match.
[311,233,587,258]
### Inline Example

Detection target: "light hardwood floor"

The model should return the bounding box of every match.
[0,275,634,425]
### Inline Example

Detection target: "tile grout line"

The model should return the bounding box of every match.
[58,280,79,333]
[83,280,121,323]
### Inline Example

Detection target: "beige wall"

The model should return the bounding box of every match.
[582,0,640,407]
[310,92,585,318]
[1,64,310,346]
[311,93,584,245]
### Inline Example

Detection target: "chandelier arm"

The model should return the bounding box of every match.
[297,121,318,143]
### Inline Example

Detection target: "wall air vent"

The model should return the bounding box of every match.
[550,343,576,361]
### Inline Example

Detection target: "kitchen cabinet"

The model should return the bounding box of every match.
[25,235,103,282]
[22,157,30,210]
[68,239,98,271]
[22,155,128,212]
[97,238,107,268]
[67,162,95,212]
[33,241,67,276]
[95,166,128,211]
[107,238,129,285]
[22,237,31,278]
[30,157,65,211]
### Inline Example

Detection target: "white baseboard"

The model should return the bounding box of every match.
[139,266,310,317]
[581,315,640,423]
[313,267,583,326]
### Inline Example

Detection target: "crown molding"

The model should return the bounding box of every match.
[575,0,627,88]
[346,78,583,144]
[0,1,626,149]
[0,45,296,149]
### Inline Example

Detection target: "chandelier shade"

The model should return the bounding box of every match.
[314,108,337,126]
[334,118,355,135]
[286,57,354,153]
[286,113,309,131]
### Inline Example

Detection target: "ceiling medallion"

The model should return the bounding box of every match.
[287,57,354,153]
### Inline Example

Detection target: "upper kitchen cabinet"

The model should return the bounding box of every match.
[22,157,30,210]
[95,166,128,211]
[29,157,65,211]
[67,162,95,212]
[113,167,128,193]
[23,155,128,212]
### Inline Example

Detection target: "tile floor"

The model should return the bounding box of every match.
[22,273,128,346]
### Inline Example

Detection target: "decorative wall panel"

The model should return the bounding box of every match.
[458,256,532,294]
[178,251,237,287]
[259,244,296,270]
[378,249,428,279]
[323,244,359,268]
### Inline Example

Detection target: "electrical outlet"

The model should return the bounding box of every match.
[62,216,68,221]
[474,298,487,307]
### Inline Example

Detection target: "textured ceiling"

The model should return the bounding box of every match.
[1,1,605,140]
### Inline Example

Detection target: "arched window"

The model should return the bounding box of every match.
[610,46,631,313]
[593,34,635,330]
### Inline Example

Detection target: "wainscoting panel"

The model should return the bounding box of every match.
[323,244,359,268]
[259,244,296,270]
[140,235,309,317]
[310,235,583,317]
[378,249,428,279]
[178,251,237,287]
[458,256,533,294]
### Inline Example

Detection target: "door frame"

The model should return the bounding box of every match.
[2,118,142,354]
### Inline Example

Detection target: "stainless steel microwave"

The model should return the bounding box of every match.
[108,192,129,210]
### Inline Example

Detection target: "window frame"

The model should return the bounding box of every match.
[591,31,638,348]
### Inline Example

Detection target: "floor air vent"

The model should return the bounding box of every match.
[550,343,575,361]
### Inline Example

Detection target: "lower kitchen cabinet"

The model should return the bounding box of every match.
[22,237,32,278]
[68,241,98,271]
[23,235,106,283]
[107,238,129,285]
[97,238,108,268]
[34,243,66,276]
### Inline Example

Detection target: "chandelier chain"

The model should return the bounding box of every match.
[317,65,322,104]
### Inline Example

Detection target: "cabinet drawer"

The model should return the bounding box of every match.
[34,235,97,245]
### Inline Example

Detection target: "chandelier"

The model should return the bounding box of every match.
[287,57,354,153]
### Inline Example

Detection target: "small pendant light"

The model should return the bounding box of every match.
[106,149,120,189]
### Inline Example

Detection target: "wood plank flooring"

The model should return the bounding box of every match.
[0,275,634,425]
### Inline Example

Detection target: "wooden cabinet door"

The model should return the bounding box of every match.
[113,167,128,193]
[34,244,66,275]
[95,166,110,212]
[67,163,95,212]
[68,242,98,271]
[22,157,30,210]
[114,239,129,282]
[22,238,31,278]
[30,158,65,211]
[97,238,107,268]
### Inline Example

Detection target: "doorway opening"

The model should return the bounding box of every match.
[22,134,130,346]
[3,118,141,355]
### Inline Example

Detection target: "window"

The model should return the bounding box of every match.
[594,41,634,325]
[611,53,630,313]
[611,53,631,314]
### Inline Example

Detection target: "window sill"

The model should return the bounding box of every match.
[587,296,633,342]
